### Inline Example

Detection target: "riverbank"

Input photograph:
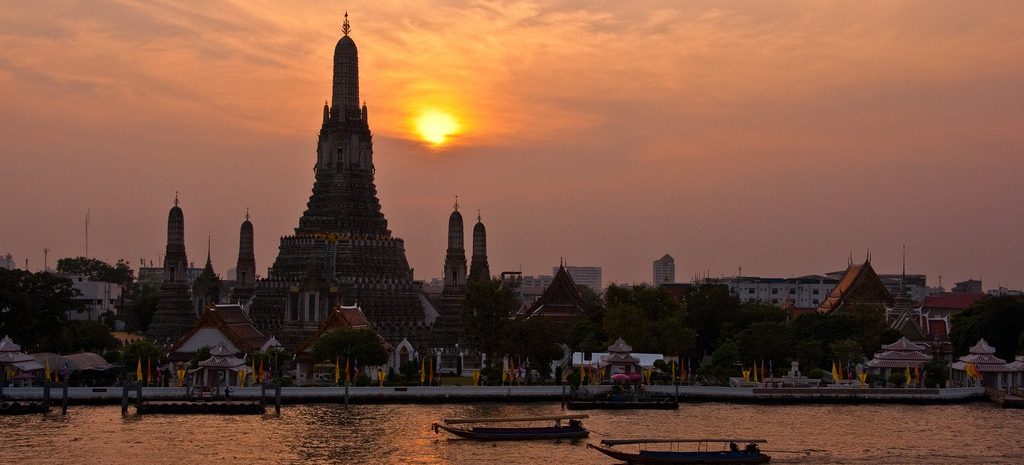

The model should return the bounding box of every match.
[0,385,986,405]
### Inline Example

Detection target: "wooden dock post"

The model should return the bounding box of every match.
[344,382,349,407]
[43,381,50,407]
[561,385,566,410]
[275,384,282,415]
[61,383,68,415]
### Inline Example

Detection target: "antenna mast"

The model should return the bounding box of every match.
[85,209,91,257]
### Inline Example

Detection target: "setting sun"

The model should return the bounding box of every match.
[413,109,461,146]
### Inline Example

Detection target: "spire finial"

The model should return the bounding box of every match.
[477,209,482,222]
[902,244,906,277]
[206,235,212,264]
[454,195,459,211]
[245,207,250,221]
[342,11,351,36]
[174,191,179,207]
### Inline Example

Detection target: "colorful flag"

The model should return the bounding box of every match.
[472,369,480,386]
[258,359,265,384]
[420,357,426,385]
[670,360,675,382]
[679,358,686,382]
[760,359,766,383]
[831,361,840,383]
[147,357,152,385]
[44,359,51,383]
[905,366,911,386]
[136,358,143,382]
[742,368,750,382]
[334,357,340,384]
[428,357,434,385]
[858,371,868,386]
[346,357,351,384]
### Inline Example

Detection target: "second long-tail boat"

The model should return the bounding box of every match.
[432,414,589,440]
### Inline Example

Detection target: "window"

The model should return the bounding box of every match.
[289,295,299,321]
[812,289,820,295]
[307,293,317,321]
[772,288,779,294]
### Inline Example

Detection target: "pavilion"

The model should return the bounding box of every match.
[188,343,251,390]
[0,335,40,388]
[951,339,1024,390]
[865,337,933,386]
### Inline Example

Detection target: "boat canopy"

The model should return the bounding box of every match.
[601,438,767,446]
[443,414,588,424]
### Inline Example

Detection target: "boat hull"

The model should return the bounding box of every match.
[434,423,589,441]
[588,444,770,464]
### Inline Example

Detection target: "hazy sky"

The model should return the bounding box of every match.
[2,1,1023,289]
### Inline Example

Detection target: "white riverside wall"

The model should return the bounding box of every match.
[0,385,985,403]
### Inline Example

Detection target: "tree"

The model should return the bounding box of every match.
[738,321,791,362]
[56,257,134,286]
[124,284,159,332]
[462,278,519,365]
[0,269,82,352]
[70,321,120,353]
[829,338,864,364]
[121,339,162,378]
[698,340,741,385]
[685,284,741,355]
[502,318,564,382]
[950,296,1024,359]
[603,284,695,355]
[310,328,388,367]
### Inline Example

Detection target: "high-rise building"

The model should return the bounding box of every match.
[248,15,433,348]
[952,279,982,294]
[553,265,602,293]
[653,254,675,285]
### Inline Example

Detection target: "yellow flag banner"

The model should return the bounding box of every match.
[742,369,750,382]
[44,360,51,383]
[858,371,868,387]
[377,368,385,387]
[136,359,143,382]
[177,368,186,386]
[346,358,351,384]
[905,366,911,386]
[472,369,480,386]
[831,362,840,383]
[334,357,340,384]
[420,358,426,385]
[239,369,247,387]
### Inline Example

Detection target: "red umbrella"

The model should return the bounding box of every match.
[610,373,630,382]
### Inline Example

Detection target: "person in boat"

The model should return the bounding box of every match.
[745,442,760,454]
[730,442,740,452]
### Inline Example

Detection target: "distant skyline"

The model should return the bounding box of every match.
[2,1,1022,289]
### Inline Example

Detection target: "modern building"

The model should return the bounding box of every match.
[247,16,434,349]
[710,275,838,308]
[555,265,602,294]
[0,253,15,270]
[653,254,675,285]
[66,275,122,321]
[952,279,983,294]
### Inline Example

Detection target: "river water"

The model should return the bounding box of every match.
[1,402,1020,464]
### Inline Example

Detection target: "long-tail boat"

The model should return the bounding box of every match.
[432,414,589,440]
[588,438,771,464]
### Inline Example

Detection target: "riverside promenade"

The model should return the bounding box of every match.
[1,385,985,405]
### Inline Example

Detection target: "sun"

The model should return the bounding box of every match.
[414,109,461,146]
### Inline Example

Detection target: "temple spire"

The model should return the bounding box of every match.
[206,235,212,266]
[174,191,179,207]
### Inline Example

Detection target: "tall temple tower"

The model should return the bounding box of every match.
[231,211,256,304]
[432,200,470,354]
[443,199,467,288]
[148,195,196,344]
[249,13,432,348]
[468,211,490,283]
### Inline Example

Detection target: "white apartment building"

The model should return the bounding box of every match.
[67,275,122,321]
[555,266,602,294]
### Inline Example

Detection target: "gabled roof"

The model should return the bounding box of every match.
[523,265,583,321]
[0,335,33,364]
[881,337,928,352]
[295,304,387,355]
[170,304,269,355]
[817,260,893,314]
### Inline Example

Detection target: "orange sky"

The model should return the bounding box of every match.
[2,1,1023,288]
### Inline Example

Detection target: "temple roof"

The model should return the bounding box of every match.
[922,293,986,310]
[0,336,33,364]
[608,337,633,353]
[198,343,246,369]
[170,304,269,355]
[817,260,893,314]
[881,337,928,352]
[968,338,997,355]
[522,264,583,321]
[295,304,387,355]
